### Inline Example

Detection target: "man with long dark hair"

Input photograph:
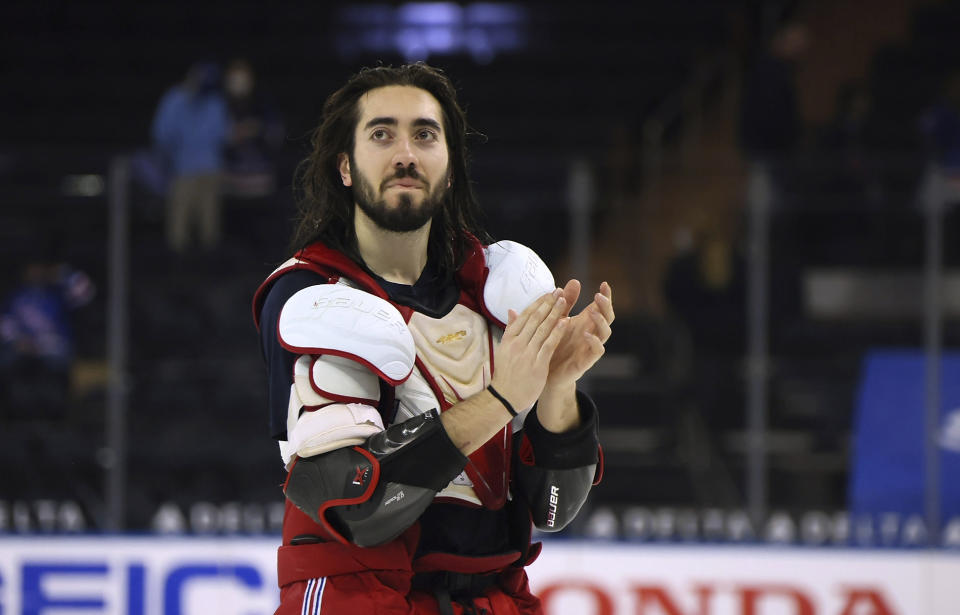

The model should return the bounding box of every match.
[253,63,614,614]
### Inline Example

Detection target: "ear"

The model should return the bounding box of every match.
[337,153,352,187]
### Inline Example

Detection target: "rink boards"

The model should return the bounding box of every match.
[0,537,959,614]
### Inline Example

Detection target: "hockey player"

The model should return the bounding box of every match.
[253,63,614,615]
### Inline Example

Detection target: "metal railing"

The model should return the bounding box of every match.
[2,142,955,546]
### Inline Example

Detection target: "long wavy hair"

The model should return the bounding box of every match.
[289,63,488,278]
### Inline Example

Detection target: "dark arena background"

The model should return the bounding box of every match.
[1,0,959,613]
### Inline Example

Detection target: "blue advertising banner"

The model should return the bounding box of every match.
[849,350,960,525]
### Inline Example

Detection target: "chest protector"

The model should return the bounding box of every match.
[253,236,555,511]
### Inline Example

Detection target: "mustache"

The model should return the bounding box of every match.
[379,165,425,191]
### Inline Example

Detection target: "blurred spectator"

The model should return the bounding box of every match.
[818,81,884,208]
[919,71,960,263]
[222,59,285,198]
[663,228,746,431]
[664,229,746,355]
[739,20,808,203]
[151,62,230,254]
[0,261,94,418]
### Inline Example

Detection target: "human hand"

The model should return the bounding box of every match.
[544,280,614,389]
[490,289,568,411]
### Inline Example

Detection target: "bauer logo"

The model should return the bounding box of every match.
[308,293,406,335]
[519,253,548,294]
[546,485,560,528]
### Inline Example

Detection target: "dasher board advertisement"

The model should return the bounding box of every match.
[1,537,960,614]
[525,542,960,615]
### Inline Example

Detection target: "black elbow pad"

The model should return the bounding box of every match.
[517,464,597,532]
[284,409,467,547]
[516,390,601,532]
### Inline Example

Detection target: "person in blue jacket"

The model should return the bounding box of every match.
[152,61,230,254]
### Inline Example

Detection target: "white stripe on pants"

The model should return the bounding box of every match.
[301,577,326,615]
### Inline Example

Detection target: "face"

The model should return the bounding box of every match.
[339,85,451,233]
[226,66,253,97]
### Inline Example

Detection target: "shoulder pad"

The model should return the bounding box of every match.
[278,284,415,384]
[483,241,555,326]
[265,256,304,279]
[299,354,380,405]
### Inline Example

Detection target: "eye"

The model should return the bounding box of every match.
[370,128,390,141]
[415,129,439,142]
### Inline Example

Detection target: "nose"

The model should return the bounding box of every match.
[391,137,418,169]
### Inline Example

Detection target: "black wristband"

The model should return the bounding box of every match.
[487,385,518,417]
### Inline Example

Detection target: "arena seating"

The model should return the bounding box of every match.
[9,0,956,530]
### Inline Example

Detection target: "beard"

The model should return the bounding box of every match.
[351,156,449,233]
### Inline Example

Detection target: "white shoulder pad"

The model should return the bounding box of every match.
[279,284,415,384]
[295,354,381,406]
[280,378,385,466]
[291,402,385,460]
[483,240,555,325]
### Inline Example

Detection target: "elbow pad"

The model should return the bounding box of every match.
[516,391,601,532]
[283,409,467,547]
[517,463,596,532]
